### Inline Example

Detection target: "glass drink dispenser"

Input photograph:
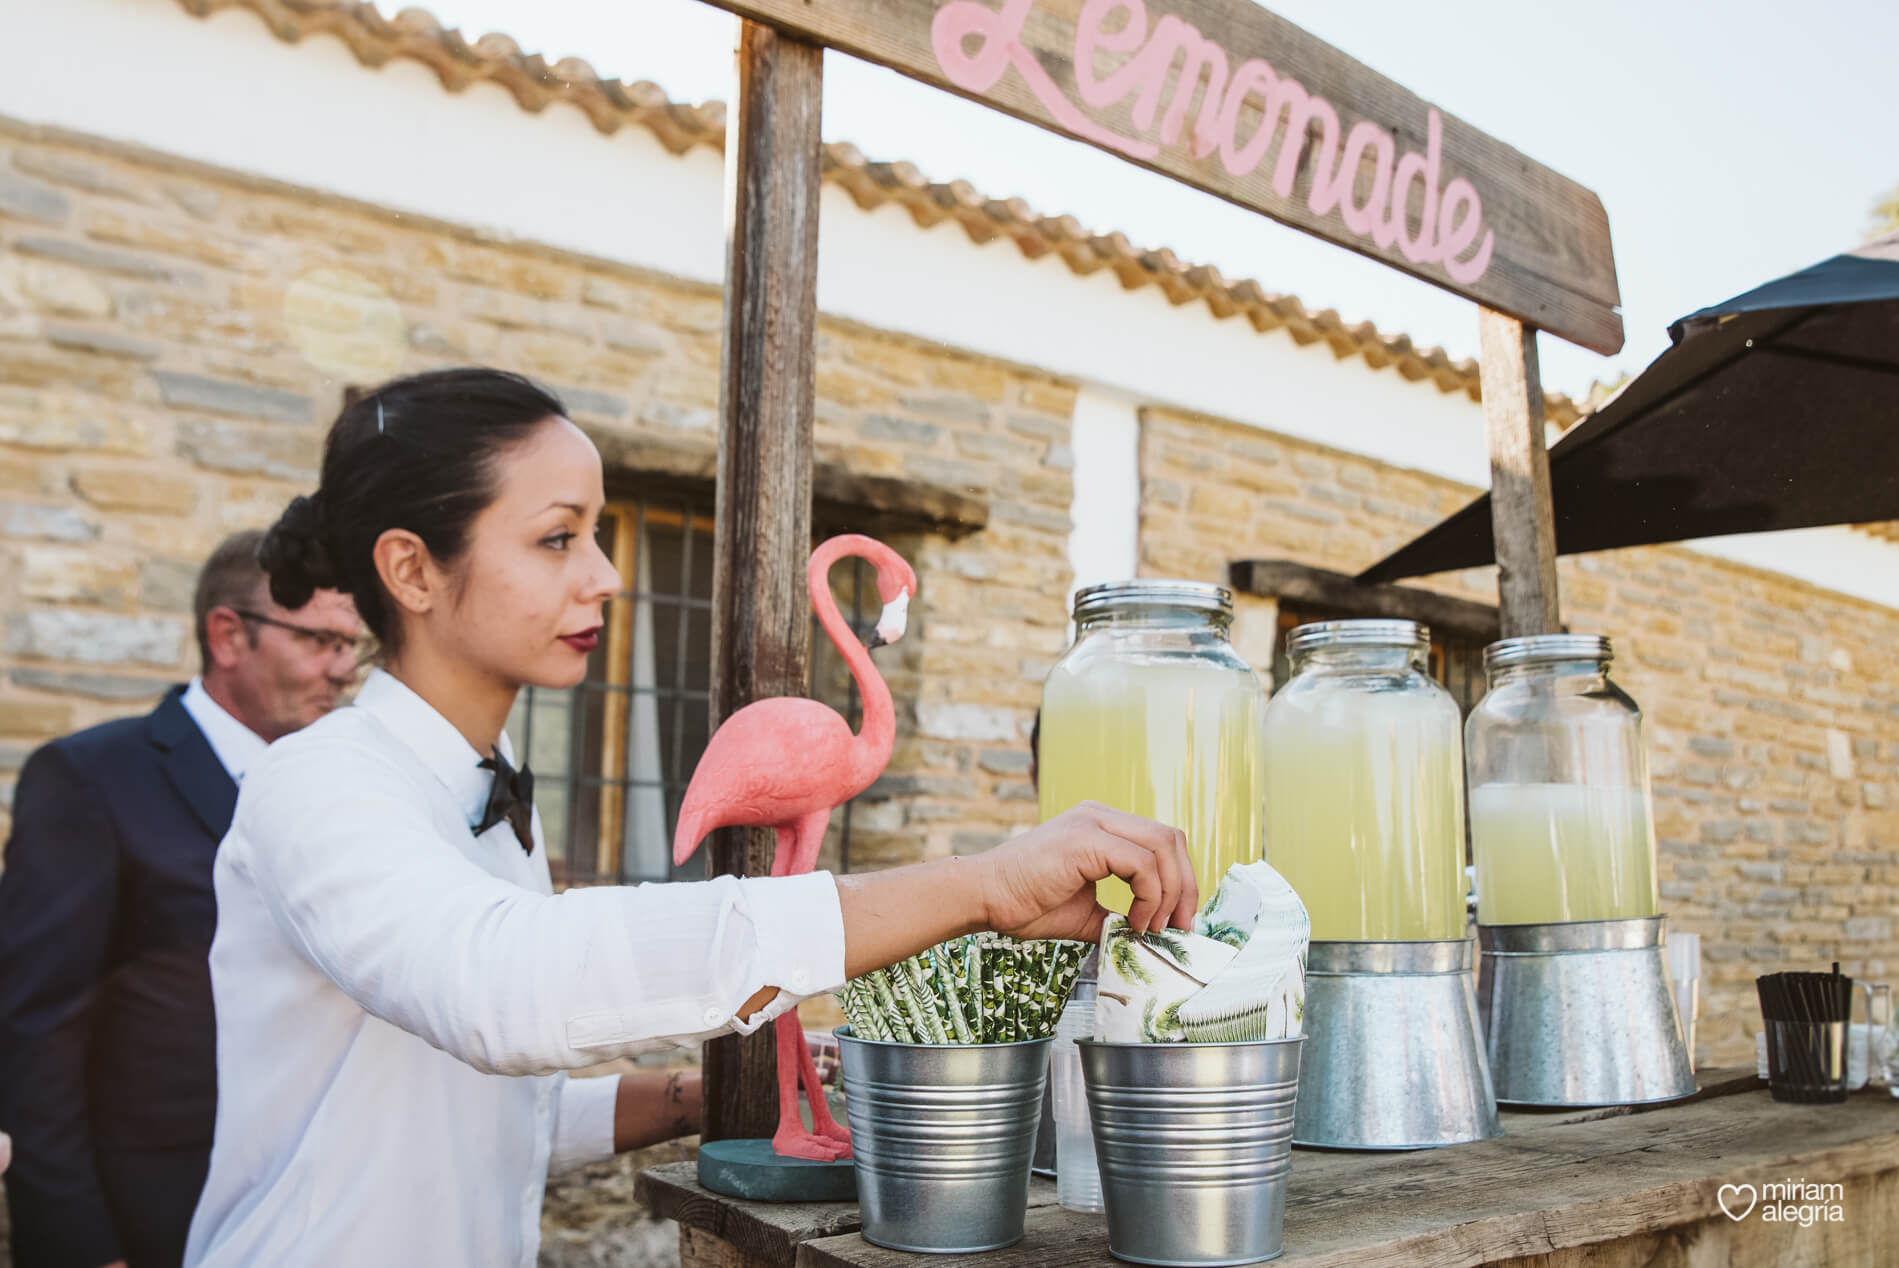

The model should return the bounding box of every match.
[1038,580,1265,913]
[1263,620,1499,1149]
[1262,620,1466,940]
[1467,634,1694,1108]
[1464,635,1660,925]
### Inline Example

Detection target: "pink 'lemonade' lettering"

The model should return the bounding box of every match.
[1436,176,1494,283]
[931,0,1495,283]
[933,0,1159,158]
[1336,120,1396,240]
[1387,109,1441,265]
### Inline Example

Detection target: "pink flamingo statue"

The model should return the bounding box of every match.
[673,534,917,1162]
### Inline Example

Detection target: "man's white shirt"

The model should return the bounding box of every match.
[183,669,846,1267]
[180,677,267,783]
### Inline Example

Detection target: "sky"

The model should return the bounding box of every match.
[418,0,1896,398]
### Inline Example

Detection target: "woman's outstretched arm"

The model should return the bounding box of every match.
[236,729,1193,1072]
[725,801,1196,1022]
[835,800,1195,977]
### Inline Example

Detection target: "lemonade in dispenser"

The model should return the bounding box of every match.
[1262,620,1467,940]
[1037,581,1265,913]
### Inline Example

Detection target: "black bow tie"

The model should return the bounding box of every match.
[476,752,535,855]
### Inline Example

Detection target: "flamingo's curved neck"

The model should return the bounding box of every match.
[808,540,896,797]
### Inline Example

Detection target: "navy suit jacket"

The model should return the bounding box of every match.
[0,687,233,1267]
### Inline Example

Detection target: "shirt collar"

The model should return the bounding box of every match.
[352,669,519,829]
[182,677,270,783]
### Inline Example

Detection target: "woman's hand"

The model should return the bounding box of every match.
[835,802,1195,981]
[977,801,1197,941]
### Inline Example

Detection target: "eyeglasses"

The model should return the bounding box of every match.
[228,608,363,658]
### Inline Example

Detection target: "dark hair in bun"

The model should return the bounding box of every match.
[260,368,565,654]
[257,494,337,610]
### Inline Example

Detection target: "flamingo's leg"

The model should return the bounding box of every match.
[781,808,850,1146]
[784,807,833,876]
[765,814,851,1159]
[788,1010,851,1146]
[771,1010,848,1160]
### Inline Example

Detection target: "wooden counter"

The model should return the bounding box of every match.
[638,1072,1899,1267]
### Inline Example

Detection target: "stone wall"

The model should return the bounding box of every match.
[1140,404,1899,1068]
[0,116,1069,871]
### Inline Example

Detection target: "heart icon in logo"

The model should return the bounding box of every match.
[1717,1182,1758,1222]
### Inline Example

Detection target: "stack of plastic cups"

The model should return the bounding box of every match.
[1665,932,1700,1070]
[1051,974,1102,1213]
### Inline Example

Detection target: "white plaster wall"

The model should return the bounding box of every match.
[5,0,1899,610]
[1065,386,1142,605]
[814,197,1496,488]
[3,0,732,283]
[1681,528,1899,610]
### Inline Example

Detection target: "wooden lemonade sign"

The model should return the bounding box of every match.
[697,0,1623,354]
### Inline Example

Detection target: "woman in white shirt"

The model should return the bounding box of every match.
[184,369,1195,1268]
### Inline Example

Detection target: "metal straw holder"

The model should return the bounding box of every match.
[1294,939,1500,1149]
[1477,916,1696,1107]
[836,1029,1052,1254]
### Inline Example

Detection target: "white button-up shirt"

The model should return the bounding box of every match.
[180,677,268,783]
[184,670,847,1268]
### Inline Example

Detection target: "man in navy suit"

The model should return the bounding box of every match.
[0,531,360,1268]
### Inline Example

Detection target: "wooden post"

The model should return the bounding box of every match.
[1477,308,1561,637]
[596,509,638,882]
[703,20,825,1143]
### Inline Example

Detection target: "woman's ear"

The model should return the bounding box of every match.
[373,528,437,619]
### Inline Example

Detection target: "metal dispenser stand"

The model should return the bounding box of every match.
[1478,916,1696,1106]
[1294,939,1501,1149]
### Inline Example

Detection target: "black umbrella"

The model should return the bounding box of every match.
[1357,231,1899,584]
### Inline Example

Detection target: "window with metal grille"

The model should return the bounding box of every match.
[509,496,874,887]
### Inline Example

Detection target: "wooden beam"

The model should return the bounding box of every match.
[1477,308,1560,637]
[813,470,988,539]
[1228,559,1500,642]
[691,0,1622,354]
[583,425,992,539]
[703,20,825,1144]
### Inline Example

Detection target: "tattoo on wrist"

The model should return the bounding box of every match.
[666,1072,683,1106]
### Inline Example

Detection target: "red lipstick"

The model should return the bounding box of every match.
[560,627,602,654]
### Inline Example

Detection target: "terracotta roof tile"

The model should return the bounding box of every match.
[176,0,729,151]
[176,0,1592,425]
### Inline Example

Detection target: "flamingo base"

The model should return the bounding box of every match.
[695,1137,858,1202]
[691,1012,858,1202]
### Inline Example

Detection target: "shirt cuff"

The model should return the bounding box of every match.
[549,1072,622,1173]
[725,870,847,1037]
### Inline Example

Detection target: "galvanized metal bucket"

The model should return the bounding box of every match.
[836,1027,1052,1254]
[1078,1037,1304,1266]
